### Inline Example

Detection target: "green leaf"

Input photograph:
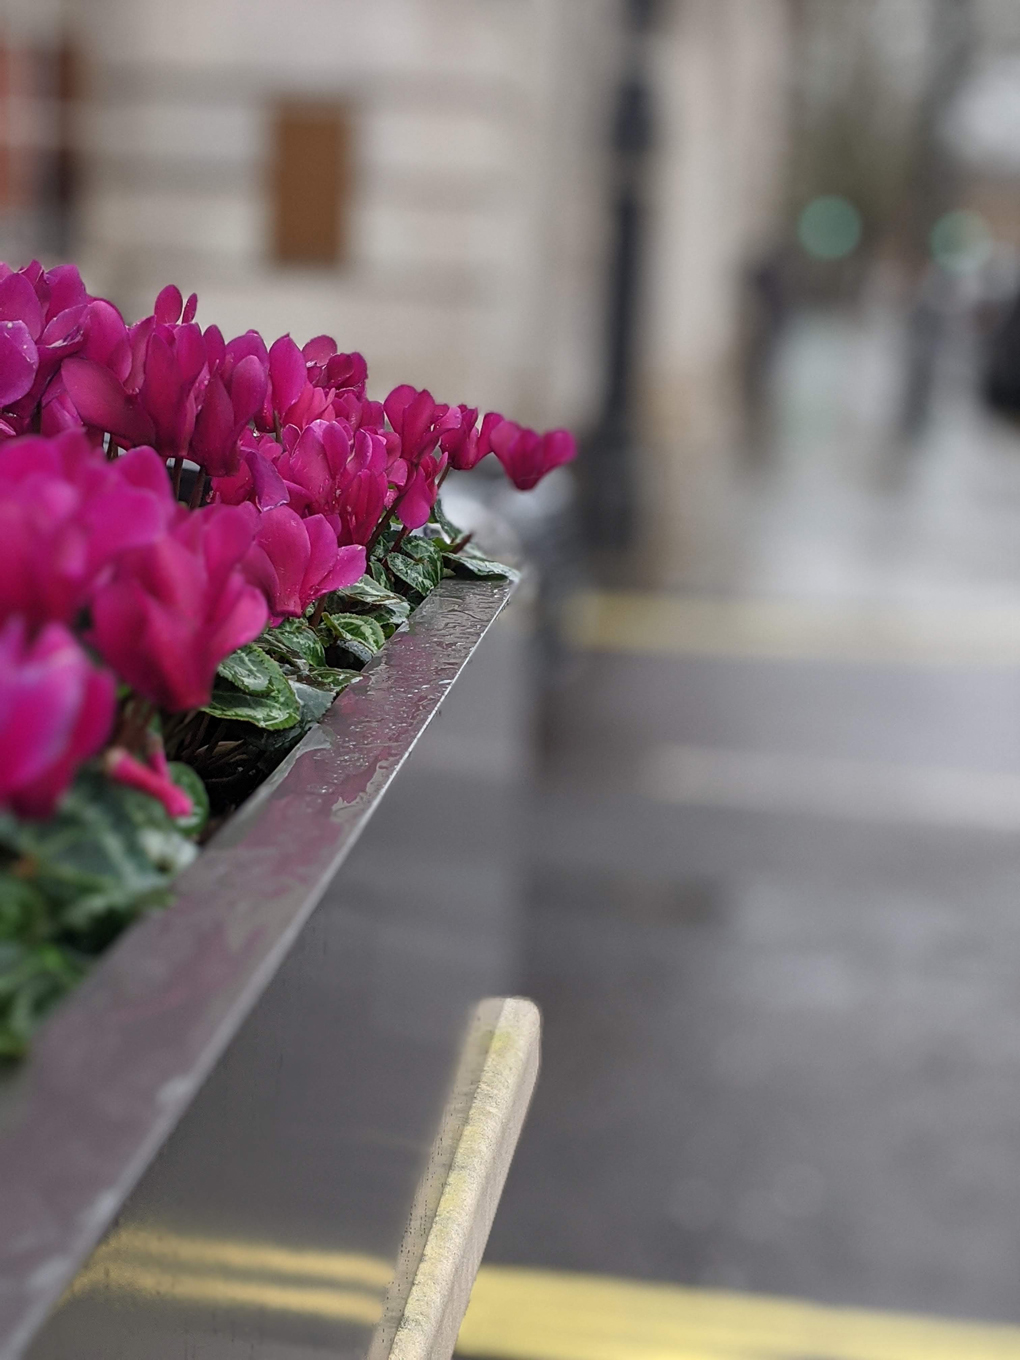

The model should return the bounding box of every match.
[0,875,51,945]
[442,551,518,581]
[258,618,327,672]
[369,558,394,589]
[322,613,387,666]
[167,762,209,840]
[370,524,403,558]
[327,576,411,626]
[204,647,301,730]
[289,683,337,726]
[203,681,301,730]
[353,607,399,639]
[0,770,195,946]
[0,941,87,1059]
[304,666,361,693]
[401,535,444,565]
[217,644,282,696]
[430,496,464,545]
[386,539,443,598]
[287,668,360,725]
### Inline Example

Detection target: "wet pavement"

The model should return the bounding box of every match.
[480,311,1020,1325]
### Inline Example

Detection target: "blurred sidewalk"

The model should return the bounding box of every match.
[473,305,1020,1342]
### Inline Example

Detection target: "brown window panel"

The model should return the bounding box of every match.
[271,100,351,267]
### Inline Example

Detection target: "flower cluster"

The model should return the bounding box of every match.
[0,261,576,823]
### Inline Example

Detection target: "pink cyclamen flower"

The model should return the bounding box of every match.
[441,405,487,472]
[0,432,178,627]
[138,322,208,459]
[488,420,577,491]
[59,287,209,456]
[211,430,290,511]
[191,353,268,477]
[0,318,38,409]
[90,503,269,712]
[384,385,460,466]
[241,504,366,620]
[0,262,95,427]
[394,450,447,530]
[0,616,116,819]
[299,336,368,397]
[272,420,389,546]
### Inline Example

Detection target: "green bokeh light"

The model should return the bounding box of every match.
[930,210,993,273]
[797,196,863,261]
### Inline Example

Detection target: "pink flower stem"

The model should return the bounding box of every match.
[105,746,194,819]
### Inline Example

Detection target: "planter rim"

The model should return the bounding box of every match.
[0,571,517,1360]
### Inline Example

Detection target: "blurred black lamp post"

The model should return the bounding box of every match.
[581,0,657,552]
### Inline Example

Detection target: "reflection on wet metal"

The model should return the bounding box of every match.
[49,999,539,1360]
[0,575,517,1360]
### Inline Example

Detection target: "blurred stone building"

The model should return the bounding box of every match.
[0,0,796,581]
[1,0,620,433]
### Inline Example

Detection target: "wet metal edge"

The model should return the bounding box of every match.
[0,575,517,1360]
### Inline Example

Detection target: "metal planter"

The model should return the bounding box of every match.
[0,569,536,1360]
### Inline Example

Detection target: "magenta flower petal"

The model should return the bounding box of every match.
[318,541,366,594]
[191,376,235,475]
[0,271,43,339]
[154,284,184,325]
[224,329,269,377]
[0,320,39,407]
[302,334,336,365]
[41,303,87,349]
[62,357,155,445]
[81,300,131,379]
[204,324,226,373]
[477,411,504,458]
[20,659,115,818]
[244,445,289,511]
[0,430,178,625]
[541,428,577,472]
[91,504,268,711]
[269,335,307,416]
[115,445,177,506]
[324,351,368,394]
[230,353,269,427]
[394,466,434,530]
[44,264,88,320]
[0,617,116,819]
[248,505,309,616]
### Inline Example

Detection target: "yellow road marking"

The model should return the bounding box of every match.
[460,1268,1020,1360]
[64,1229,1020,1360]
[567,590,1020,666]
